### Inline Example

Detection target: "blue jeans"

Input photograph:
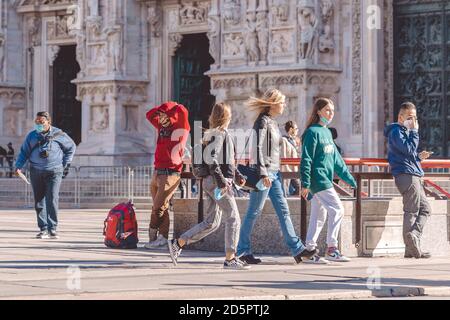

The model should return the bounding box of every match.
[30,167,63,231]
[237,171,305,257]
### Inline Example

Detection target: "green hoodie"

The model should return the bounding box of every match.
[300,124,356,195]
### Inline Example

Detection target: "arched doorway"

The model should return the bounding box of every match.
[52,45,82,145]
[394,0,450,157]
[173,33,215,134]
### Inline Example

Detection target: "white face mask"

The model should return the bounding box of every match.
[403,120,413,130]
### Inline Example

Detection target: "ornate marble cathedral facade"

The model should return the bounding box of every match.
[0,0,448,165]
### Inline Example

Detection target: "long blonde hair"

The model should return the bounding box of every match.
[202,102,232,144]
[246,88,286,115]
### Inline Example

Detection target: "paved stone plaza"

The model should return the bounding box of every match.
[1,209,450,300]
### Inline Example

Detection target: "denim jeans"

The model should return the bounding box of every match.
[30,167,63,231]
[237,171,305,257]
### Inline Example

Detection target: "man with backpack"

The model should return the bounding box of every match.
[145,102,190,249]
[15,111,76,239]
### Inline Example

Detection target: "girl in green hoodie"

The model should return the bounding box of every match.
[300,98,357,264]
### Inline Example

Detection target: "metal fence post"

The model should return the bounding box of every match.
[128,167,134,202]
[198,178,204,223]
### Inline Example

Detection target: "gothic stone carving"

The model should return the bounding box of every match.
[223,33,244,57]
[47,15,71,40]
[245,12,259,64]
[207,15,220,68]
[180,1,207,25]
[352,0,362,134]
[223,0,241,26]
[105,26,123,74]
[90,105,109,132]
[271,0,289,26]
[298,0,318,60]
[168,33,183,56]
[319,0,335,53]
[148,4,162,37]
[28,16,41,46]
[256,11,269,64]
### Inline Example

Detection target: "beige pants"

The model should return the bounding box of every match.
[149,173,181,240]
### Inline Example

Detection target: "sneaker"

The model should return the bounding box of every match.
[238,254,262,265]
[49,230,59,239]
[325,248,351,262]
[168,239,182,266]
[303,254,330,265]
[144,234,167,249]
[223,258,251,270]
[36,230,50,239]
[294,248,318,264]
[405,232,422,259]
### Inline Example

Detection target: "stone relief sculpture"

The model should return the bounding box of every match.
[298,0,318,60]
[66,4,79,32]
[271,0,289,25]
[223,0,241,26]
[244,12,259,64]
[180,1,206,25]
[4,110,17,136]
[207,15,220,68]
[91,105,109,132]
[224,33,244,57]
[256,11,269,64]
[271,32,290,54]
[319,0,335,53]
[91,44,106,65]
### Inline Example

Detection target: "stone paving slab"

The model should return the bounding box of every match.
[1,209,450,300]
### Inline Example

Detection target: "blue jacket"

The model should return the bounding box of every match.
[384,123,424,177]
[15,127,76,171]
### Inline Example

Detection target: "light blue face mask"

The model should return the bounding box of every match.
[34,124,45,133]
[320,116,332,126]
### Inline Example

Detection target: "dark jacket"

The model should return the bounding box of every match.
[384,123,424,177]
[253,112,281,178]
[205,129,244,189]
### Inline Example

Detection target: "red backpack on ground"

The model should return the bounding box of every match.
[103,201,139,249]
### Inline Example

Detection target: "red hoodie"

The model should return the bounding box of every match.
[146,102,190,172]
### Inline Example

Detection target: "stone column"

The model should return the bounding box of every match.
[361,0,385,157]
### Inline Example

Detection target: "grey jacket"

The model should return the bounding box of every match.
[253,112,281,178]
[205,129,244,189]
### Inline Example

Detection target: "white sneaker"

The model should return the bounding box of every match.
[325,249,351,262]
[223,258,251,270]
[144,234,167,249]
[303,254,330,265]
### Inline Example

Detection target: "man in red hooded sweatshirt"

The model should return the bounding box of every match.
[145,101,190,248]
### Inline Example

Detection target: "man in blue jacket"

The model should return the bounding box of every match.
[384,102,432,259]
[15,112,76,239]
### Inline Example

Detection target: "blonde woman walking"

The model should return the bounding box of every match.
[168,102,249,270]
[237,89,317,265]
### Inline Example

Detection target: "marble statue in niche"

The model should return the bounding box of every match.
[207,15,220,68]
[245,12,259,64]
[256,11,269,64]
[105,26,123,74]
[298,0,318,60]
[319,0,335,53]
